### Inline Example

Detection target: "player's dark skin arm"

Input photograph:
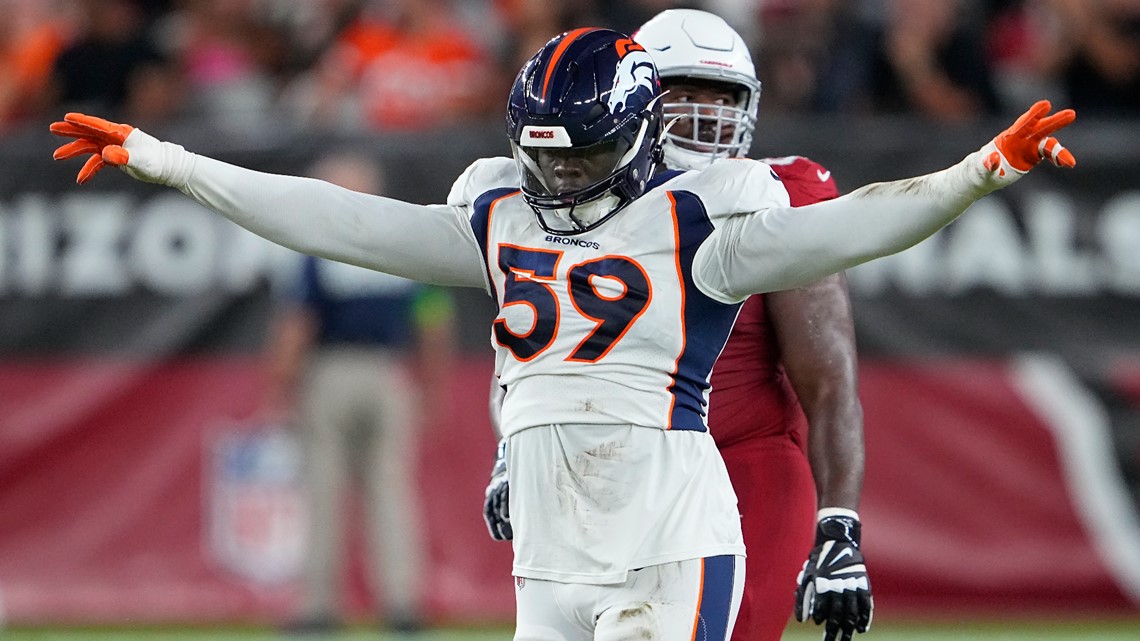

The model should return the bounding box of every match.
[767,272,864,511]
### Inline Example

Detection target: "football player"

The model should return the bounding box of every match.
[53,27,1074,641]
[640,10,866,641]
[485,12,865,641]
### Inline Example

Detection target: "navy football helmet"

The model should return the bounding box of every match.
[507,28,664,235]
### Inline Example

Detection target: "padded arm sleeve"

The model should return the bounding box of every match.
[125,131,487,289]
[694,146,1009,302]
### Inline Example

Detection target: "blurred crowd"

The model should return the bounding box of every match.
[2,0,1137,135]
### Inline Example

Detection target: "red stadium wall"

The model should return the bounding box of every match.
[0,356,513,625]
[1,355,1138,625]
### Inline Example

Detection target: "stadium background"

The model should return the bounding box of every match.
[1,0,1139,638]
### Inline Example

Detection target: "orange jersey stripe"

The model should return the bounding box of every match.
[690,557,706,641]
[665,191,686,429]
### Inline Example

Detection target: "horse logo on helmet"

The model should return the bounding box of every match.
[607,38,657,115]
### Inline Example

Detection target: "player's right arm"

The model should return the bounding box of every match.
[483,381,511,540]
[483,378,512,540]
[51,114,488,289]
[694,101,1076,302]
[488,377,505,442]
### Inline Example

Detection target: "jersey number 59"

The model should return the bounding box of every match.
[493,245,652,363]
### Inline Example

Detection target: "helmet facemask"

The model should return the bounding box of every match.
[660,77,759,171]
[513,110,660,235]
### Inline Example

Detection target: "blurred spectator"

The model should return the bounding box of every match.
[259,0,367,78]
[875,0,1000,121]
[597,0,687,34]
[1044,0,1140,117]
[752,0,844,115]
[493,0,691,70]
[46,0,183,125]
[159,0,288,129]
[491,0,604,77]
[291,0,496,131]
[11,0,1133,129]
[0,0,68,129]
[263,151,455,633]
[984,0,1067,112]
[985,0,1140,117]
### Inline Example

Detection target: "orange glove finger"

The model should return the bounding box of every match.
[1039,137,1076,168]
[1006,100,1051,137]
[58,121,119,146]
[102,144,129,167]
[50,120,97,140]
[1028,108,1076,138]
[77,154,105,185]
[63,112,134,145]
[994,102,1050,171]
[54,139,101,160]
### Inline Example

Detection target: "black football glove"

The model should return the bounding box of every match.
[795,511,873,641]
[482,439,511,541]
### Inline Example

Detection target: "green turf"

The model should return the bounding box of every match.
[5,619,1140,641]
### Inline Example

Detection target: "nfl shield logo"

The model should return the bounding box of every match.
[207,424,307,584]
[515,576,526,590]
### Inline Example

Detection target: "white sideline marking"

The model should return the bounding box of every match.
[1012,353,1140,604]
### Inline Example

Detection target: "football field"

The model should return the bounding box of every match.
[6,618,1140,641]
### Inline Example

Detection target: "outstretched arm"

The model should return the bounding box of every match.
[696,101,1077,301]
[51,114,488,289]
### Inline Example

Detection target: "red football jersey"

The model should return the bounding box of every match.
[706,156,840,449]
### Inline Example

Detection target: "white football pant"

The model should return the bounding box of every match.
[513,554,744,641]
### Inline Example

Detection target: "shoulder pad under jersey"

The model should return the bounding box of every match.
[446,157,520,208]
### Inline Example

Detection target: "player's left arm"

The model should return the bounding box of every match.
[695,101,1076,302]
[483,402,512,541]
[767,164,872,641]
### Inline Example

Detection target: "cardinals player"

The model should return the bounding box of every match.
[635,10,866,641]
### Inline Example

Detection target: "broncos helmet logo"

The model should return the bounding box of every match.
[607,39,656,115]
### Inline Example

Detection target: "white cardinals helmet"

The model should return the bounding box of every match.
[634,9,761,170]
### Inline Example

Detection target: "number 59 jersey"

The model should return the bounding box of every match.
[450,156,792,438]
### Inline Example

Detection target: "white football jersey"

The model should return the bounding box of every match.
[448,157,788,582]
[449,156,791,438]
